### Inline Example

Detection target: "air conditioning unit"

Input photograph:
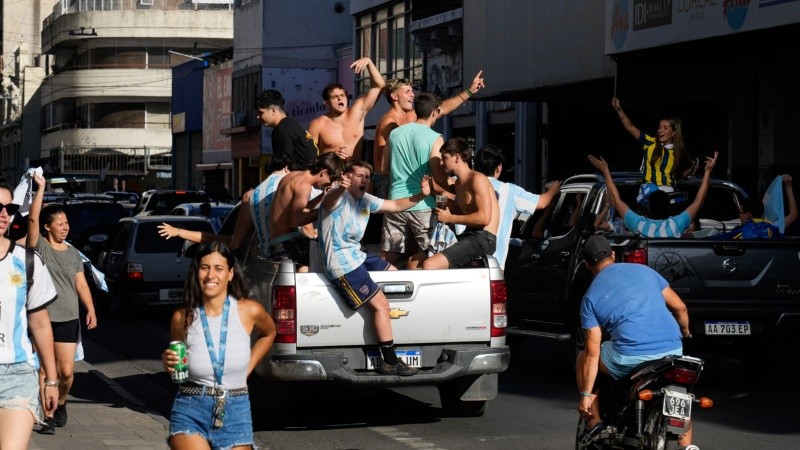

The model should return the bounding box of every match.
[140,0,153,6]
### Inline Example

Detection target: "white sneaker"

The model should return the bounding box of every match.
[684,445,700,450]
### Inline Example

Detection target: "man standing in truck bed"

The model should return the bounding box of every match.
[318,160,430,376]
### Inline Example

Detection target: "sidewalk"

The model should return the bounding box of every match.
[29,347,170,449]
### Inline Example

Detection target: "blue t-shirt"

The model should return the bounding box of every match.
[489,178,539,269]
[624,209,691,238]
[580,263,682,356]
[318,191,384,279]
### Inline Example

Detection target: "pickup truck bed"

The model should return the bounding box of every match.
[243,243,510,416]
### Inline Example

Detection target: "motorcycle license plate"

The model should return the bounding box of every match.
[365,350,421,370]
[662,390,693,420]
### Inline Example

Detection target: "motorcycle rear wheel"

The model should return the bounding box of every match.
[643,410,679,450]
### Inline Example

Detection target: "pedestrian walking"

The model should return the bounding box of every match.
[0,182,59,449]
[27,174,97,435]
[162,242,276,449]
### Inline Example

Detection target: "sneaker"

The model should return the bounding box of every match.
[54,404,67,427]
[578,420,604,447]
[683,446,700,450]
[378,360,419,376]
[37,417,56,435]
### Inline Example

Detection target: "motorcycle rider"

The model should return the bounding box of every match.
[575,235,696,449]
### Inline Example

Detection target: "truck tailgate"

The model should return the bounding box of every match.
[294,268,492,348]
[647,239,800,302]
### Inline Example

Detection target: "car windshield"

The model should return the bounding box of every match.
[134,220,214,254]
[145,193,210,215]
[64,203,126,241]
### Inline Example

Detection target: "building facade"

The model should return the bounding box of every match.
[39,0,233,192]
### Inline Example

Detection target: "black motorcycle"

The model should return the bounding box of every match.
[576,355,713,449]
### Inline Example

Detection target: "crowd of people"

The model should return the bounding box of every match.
[3,57,791,449]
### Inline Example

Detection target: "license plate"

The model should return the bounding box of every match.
[704,321,751,335]
[159,289,183,301]
[365,350,421,370]
[662,389,693,420]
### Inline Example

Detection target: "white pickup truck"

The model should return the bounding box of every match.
[241,240,510,416]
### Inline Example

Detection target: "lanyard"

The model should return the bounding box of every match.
[198,296,230,386]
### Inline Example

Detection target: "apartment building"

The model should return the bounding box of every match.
[39,0,233,191]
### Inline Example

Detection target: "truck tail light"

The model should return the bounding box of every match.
[623,247,648,265]
[490,280,507,337]
[272,286,296,344]
[126,262,143,281]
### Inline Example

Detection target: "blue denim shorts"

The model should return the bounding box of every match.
[601,340,682,380]
[168,390,255,449]
[0,362,42,423]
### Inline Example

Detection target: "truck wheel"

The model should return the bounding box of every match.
[437,379,489,417]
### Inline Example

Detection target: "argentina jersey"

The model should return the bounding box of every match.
[0,245,57,365]
[250,173,286,255]
[318,191,383,279]
[623,210,691,238]
[489,178,540,269]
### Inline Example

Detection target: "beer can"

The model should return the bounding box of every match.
[169,340,189,383]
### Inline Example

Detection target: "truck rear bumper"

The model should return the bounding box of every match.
[263,346,510,384]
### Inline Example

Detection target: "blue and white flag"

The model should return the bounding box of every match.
[763,175,785,233]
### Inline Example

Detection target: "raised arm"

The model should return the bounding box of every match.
[783,174,797,229]
[587,155,630,218]
[611,97,642,140]
[350,57,385,116]
[683,152,719,220]
[322,176,350,212]
[537,180,562,211]
[439,70,485,115]
[26,173,46,248]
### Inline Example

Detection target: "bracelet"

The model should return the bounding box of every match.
[459,92,468,102]
[44,379,60,387]
[579,391,593,397]
[466,89,474,97]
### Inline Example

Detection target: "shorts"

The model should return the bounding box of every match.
[0,362,42,424]
[439,229,497,268]
[372,172,390,199]
[169,391,254,450]
[601,340,682,380]
[268,231,311,267]
[52,319,80,343]
[332,256,391,310]
[381,210,433,254]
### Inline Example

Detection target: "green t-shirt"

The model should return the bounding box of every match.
[387,122,440,211]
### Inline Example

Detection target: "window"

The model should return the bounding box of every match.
[355,0,422,95]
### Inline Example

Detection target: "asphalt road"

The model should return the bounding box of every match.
[86,306,800,449]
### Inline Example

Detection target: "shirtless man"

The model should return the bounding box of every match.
[372,70,486,194]
[308,57,385,160]
[419,138,500,270]
[267,153,345,270]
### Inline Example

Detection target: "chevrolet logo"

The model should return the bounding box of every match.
[389,308,409,319]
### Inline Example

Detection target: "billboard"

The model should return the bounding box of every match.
[606,0,800,54]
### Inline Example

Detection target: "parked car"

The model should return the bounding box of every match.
[96,215,215,314]
[61,201,128,263]
[132,190,210,216]
[170,202,235,233]
[69,193,116,202]
[103,191,140,203]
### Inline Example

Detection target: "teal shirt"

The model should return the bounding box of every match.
[387,122,439,211]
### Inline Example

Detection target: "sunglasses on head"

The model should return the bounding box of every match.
[0,203,20,215]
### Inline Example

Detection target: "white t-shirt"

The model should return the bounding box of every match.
[0,243,58,365]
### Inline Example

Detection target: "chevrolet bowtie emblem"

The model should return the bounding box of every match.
[389,308,409,319]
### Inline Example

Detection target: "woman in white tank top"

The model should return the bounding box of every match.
[162,242,276,450]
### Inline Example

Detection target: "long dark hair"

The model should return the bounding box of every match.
[650,117,689,180]
[181,242,249,335]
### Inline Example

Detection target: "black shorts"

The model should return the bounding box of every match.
[439,229,497,268]
[51,319,80,343]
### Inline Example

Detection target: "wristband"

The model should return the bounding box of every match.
[44,379,60,387]
[579,391,592,397]
[466,89,474,97]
